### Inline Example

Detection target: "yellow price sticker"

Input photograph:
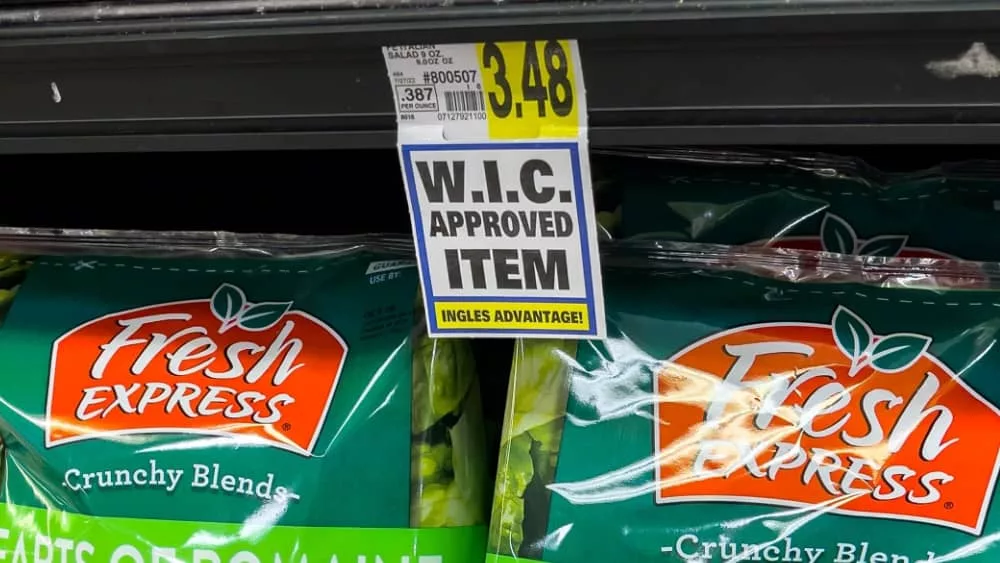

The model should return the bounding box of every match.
[477,40,581,140]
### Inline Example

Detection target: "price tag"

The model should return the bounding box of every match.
[478,40,581,140]
[383,41,604,339]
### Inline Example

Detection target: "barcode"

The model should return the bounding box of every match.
[443,89,485,113]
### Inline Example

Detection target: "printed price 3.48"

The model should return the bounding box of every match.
[480,40,573,119]
[476,40,580,139]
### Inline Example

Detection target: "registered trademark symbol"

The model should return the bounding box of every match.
[944,501,954,510]
[281,423,292,431]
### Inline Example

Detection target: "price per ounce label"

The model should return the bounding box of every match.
[383,41,604,339]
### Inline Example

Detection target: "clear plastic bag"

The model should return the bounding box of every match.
[0,228,488,563]
[593,147,1000,261]
[489,241,1000,563]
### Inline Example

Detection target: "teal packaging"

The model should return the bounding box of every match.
[488,243,1000,563]
[597,148,1000,260]
[0,238,487,563]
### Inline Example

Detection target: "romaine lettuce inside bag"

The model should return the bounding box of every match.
[0,235,487,563]
[488,243,1000,563]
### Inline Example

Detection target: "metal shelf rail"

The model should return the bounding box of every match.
[1,0,1000,152]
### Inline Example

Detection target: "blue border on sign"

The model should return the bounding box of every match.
[401,141,598,336]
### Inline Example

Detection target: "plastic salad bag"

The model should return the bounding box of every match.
[488,241,1000,563]
[0,229,487,563]
[596,147,1000,260]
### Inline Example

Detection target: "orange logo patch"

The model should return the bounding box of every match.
[655,306,1000,535]
[48,283,348,456]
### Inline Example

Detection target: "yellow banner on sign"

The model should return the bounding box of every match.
[435,301,590,332]
[477,40,581,140]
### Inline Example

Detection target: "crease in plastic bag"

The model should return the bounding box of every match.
[489,241,1000,563]
[0,227,418,257]
[591,147,1000,262]
[0,228,488,563]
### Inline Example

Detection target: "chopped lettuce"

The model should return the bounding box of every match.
[489,339,578,556]
[489,432,533,554]
[410,330,486,528]
[413,482,481,528]
[506,339,576,441]
[412,335,474,434]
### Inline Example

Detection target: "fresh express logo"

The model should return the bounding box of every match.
[763,212,957,259]
[47,284,347,456]
[654,306,1000,535]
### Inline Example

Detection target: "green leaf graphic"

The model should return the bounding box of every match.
[211,283,246,324]
[858,235,908,258]
[821,213,857,254]
[869,333,932,373]
[832,306,873,363]
[237,301,292,331]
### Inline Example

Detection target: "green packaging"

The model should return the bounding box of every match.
[598,148,1000,260]
[0,234,487,563]
[488,242,1000,563]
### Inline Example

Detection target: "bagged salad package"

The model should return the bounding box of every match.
[489,241,1000,563]
[0,230,488,563]
[596,148,1000,260]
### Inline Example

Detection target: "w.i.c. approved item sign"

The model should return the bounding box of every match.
[384,41,605,338]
